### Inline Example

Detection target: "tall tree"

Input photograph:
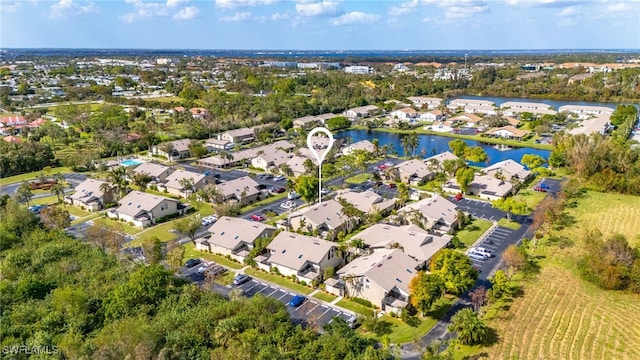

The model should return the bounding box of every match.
[520,154,546,170]
[174,217,201,243]
[294,175,319,203]
[14,181,34,205]
[448,308,489,345]
[455,167,475,194]
[448,139,468,158]
[429,249,478,295]
[409,272,445,316]
[40,206,71,229]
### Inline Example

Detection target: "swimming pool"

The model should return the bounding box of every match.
[120,159,144,167]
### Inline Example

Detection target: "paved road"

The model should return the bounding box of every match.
[0,173,87,196]
[400,178,563,359]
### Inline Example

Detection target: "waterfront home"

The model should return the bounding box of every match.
[390,107,419,122]
[449,113,483,127]
[483,160,531,181]
[342,139,376,156]
[559,105,614,119]
[569,114,612,136]
[500,101,557,117]
[195,216,276,262]
[343,105,379,121]
[447,98,495,111]
[255,231,343,283]
[424,151,459,172]
[484,125,530,140]
[420,109,445,122]
[338,249,418,315]
[407,96,442,110]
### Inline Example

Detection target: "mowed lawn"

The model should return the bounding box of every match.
[564,191,640,246]
[484,264,640,360]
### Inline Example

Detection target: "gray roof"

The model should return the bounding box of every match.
[116,191,179,217]
[354,224,451,264]
[396,159,433,180]
[206,216,275,251]
[163,169,207,190]
[70,179,110,202]
[425,151,459,165]
[132,162,174,178]
[338,248,418,294]
[399,195,458,225]
[483,160,530,179]
[335,189,395,214]
[216,176,260,199]
[267,231,337,271]
[222,127,254,138]
[290,199,346,229]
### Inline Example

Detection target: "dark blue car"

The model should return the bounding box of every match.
[539,183,550,189]
[288,295,306,307]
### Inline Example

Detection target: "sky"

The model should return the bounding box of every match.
[1,0,639,50]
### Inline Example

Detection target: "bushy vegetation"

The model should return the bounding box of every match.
[0,199,394,359]
[0,141,57,178]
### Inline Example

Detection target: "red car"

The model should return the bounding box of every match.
[387,183,396,189]
[533,186,547,192]
[454,193,463,201]
[250,214,265,221]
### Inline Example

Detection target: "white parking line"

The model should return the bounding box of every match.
[306,303,320,315]
[256,285,270,294]
[266,288,278,296]
[244,283,259,292]
[277,292,288,300]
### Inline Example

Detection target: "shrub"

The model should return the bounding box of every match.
[351,297,373,308]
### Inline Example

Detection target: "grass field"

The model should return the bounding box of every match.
[483,263,640,360]
[0,167,72,186]
[465,190,640,359]
[312,291,338,303]
[244,268,314,295]
[455,219,493,247]
[497,218,521,230]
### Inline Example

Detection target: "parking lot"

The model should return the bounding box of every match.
[235,278,354,328]
[454,198,506,221]
[466,225,517,278]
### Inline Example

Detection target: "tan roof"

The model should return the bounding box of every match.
[255,149,292,166]
[484,125,529,138]
[347,105,379,114]
[500,101,552,110]
[354,224,452,264]
[206,216,275,251]
[445,174,512,198]
[450,113,483,123]
[70,179,110,202]
[132,162,173,178]
[293,115,320,125]
[316,113,337,121]
[163,169,207,190]
[267,231,337,271]
[425,151,459,165]
[501,116,520,126]
[483,159,531,179]
[407,96,442,104]
[569,114,611,135]
[223,127,254,138]
[216,176,260,199]
[337,248,418,294]
[396,159,433,180]
[399,195,458,226]
[393,107,418,114]
[290,199,346,229]
[116,191,179,217]
[335,189,396,214]
[343,140,375,154]
[167,139,191,153]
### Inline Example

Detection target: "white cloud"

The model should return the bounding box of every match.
[330,11,380,25]
[295,1,339,17]
[0,0,22,13]
[422,16,431,23]
[558,17,577,26]
[173,5,199,20]
[388,0,418,16]
[606,3,632,12]
[504,0,585,7]
[271,12,289,20]
[422,0,489,19]
[219,11,252,21]
[557,5,577,16]
[215,0,279,9]
[121,0,199,23]
[49,0,99,18]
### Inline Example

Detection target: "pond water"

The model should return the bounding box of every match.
[336,129,551,167]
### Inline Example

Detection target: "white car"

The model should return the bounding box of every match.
[469,250,489,260]
[475,247,493,257]
[280,201,295,210]
[288,192,301,200]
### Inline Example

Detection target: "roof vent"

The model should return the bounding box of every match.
[298,255,303,259]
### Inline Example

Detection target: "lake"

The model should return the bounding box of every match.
[336,129,551,166]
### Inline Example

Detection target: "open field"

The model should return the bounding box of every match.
[483,263,640,360]
[0,167,72,185]
[455,219,493,247]
[562,191,640,245]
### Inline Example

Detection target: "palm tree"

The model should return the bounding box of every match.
[279,164,294,177]
[401,136,410,158]
[397,182,409,205]
[455,209,467,230]
[132,173,152,190]
[448,308,488,345]
[303,158,316,174]
[159,142,175,163]
[178,177,195,197]
[371,138,380,157]
[510,175,521,196]
[50,178,66,204]
[407,132,419,157]
[109,166,130,200]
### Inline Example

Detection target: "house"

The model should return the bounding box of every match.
[407,96,442,110]
[335,189,396,215]
[500,101,557,117]
[160,169,212,198]
[442,174,513,201]
[190,107,209,119]
[293,115,322,129]
[195,216,276,262]
[285,155,313,177]
[152,139,191,160]
[205,138,233,151]
[338,249,418,314]
[447,99,495,111]
[215,176,261,205]
[420,109,444,122]
[255,231,343,283]
[569,114,612,135]
[3,135,22,143]
[449,113,483,127]
[559,105,614,119]
[464,104,497,116]
[342,139,376,156]
[484,126,530,140]
[397,195,460,234]
[353,224,452,267]
[424,151,459,172]
[64,179,115,211]
[395,159,434,185]
[107,191,185,228]
[251,150,292,172]
[428,120,455,133]
[316,113,338,123]
[220,127,255,144]
[501,116,521,127]
[390,107,419,122]
[288,199,347,236]
[483,160,531,181]
[131,162,174,182]
[343,105,379,121]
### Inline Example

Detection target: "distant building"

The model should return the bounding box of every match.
[344,66,373,74]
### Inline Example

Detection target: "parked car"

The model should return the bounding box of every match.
[454,193,463,201]
[280,200,295,210]
[272,187,286,194]
[475,247,494,257]
[233,274,252,285]
[468,252,488,261]
[288,295,306,307]
[384,162,394,167]
[207,265,227,276]
[250,214,265,222]
[533,185,547,192]
[262,174,273,180]
[288,191,301,200]
[184,258,202,268]
[538,183,550,190]
[320,188,330,195]
[28,205,44,214]
[273,176,285,181]
[387,183,396,189]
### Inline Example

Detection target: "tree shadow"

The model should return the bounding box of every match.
[374,320,393,336]
[403,315,421,327]
[483,326,500,346]
[462,353,490,360]
[546,234,574,249]
[464,225,480,232]
[552,212,576,230]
